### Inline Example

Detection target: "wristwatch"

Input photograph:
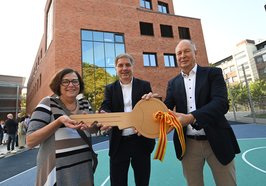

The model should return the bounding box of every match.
[191,119,202,130]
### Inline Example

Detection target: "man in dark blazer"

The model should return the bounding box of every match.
[164,40,240,186]
[100,53,155,186]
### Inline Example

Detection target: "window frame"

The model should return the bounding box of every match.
[143,53,157,67]
[160,24,173,38]
[158,1,169,13]
[140,0,152,10]
[140,22,154,36]
[164,53,177,67]
[178,27,191,40]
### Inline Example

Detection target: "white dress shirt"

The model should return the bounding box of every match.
[182,64,206,136]
[120,79,136,136]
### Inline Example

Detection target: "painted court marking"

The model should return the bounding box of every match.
[242,146,266,174]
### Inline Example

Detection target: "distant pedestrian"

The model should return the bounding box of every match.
[18,116,27,149]
[0,120,4,145]
[2,123,8,145]
[24,115,31,129]
[5,113,18,153]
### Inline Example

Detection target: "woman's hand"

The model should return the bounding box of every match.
[60,115,86,129]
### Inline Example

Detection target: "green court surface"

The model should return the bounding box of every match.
[94,138,266,186]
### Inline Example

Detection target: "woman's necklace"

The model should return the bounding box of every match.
[67,102,77,112]
[61,99,78,112]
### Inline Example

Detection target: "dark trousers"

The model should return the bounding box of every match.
[7,134,16,151]
[110,135,151,186]
[0,132,3,144]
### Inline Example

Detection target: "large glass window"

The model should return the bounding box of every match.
[164,54,177,67]
[81,30,125,110]
[46,0,54,50]
[143,53,157,67]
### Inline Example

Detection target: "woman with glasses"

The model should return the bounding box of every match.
[26,68,98,186]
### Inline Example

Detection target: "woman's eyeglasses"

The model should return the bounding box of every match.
[61,79,80,87]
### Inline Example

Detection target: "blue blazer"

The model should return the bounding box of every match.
[164,66,240,165]
[100,78,155,157]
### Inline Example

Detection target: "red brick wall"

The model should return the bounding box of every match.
[26,0,208,113]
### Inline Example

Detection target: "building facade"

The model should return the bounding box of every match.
[253,40,266,80]
[213,39,266,85]
[26,0,208,113]
[0,75,26,120]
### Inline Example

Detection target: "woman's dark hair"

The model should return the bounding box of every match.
[49,68,84,96]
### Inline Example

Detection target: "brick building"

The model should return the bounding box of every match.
[26,0,208,113]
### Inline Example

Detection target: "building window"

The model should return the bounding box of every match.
[46,0,54,51]
[140,0,152,9]
[164,54,177,67]
[224,67,230,74]
[255,56,263,64]
[143,53,157,67]
[263,54,266,62]
[178,27,191,39]
[140,22,154,36]
[160,24,173,38]
[158,1,169,13]
[230,65,236,71]
[81,30,125,109]
[232,76,238,82]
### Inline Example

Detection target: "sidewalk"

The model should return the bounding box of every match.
[225,111,266,125]
[0,144,29,159]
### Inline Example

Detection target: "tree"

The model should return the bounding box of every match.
[249,80,266,109]
[228,83,248,111]
[83,63,117,111]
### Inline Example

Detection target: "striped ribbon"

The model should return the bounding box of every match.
[153,111,186,161]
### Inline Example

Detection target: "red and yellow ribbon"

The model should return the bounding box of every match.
[153,111,186,161]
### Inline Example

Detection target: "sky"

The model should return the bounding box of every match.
[0,0,265,83]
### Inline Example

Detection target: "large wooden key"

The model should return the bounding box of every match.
[70,98,169,139]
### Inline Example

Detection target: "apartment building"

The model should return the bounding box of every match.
[26,0,208,113]
[253,40,266,80]
[213,39,266,85]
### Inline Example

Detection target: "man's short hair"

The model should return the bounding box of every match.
[7,113,13,119]
[115,53,135,66]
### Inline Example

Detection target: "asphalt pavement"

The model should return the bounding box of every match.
[0,112,265,185]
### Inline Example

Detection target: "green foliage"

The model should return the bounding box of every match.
[249,80,266,109]
[227,79,266,111]
[82,63,117,111]
[20,92,27,116]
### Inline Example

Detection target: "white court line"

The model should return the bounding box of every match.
[242,146,266,174]
[101,176,110,186]
[95,148,110,186]
[0,166,36,184]
[237,137,266,141]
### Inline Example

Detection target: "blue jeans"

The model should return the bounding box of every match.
[7,134,16,151]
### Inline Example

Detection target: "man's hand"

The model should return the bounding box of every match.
[97,110,112,132]
[168,110,195,127]
[141,92,159,100]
